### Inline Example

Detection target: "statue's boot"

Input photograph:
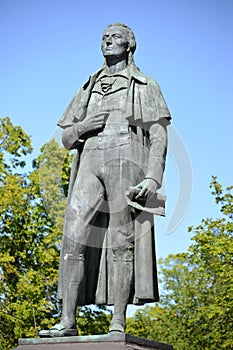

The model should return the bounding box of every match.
[59,257,86,333]
[109,258,134,333]
[39,257,84,337]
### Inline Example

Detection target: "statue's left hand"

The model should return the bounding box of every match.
[129,179,158,200]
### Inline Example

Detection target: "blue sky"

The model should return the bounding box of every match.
[1,0,233,261]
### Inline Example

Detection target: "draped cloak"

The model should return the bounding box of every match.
[57,64,171,305]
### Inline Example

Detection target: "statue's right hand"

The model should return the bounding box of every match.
[78,113,108,135]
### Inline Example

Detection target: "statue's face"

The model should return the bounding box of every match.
[101,26,129,59]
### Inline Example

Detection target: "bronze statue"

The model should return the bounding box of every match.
[39,23,171,337]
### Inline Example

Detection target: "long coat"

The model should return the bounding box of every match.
[57,64,171,305]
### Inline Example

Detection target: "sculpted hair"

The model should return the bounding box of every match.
[106,23,136,64]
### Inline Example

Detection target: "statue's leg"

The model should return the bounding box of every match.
[109,242,134,332]
[39,240,86,337]
[59,239,86,330]
[59,171,105,332]
[103,145,142,333]
[40,150,105,337]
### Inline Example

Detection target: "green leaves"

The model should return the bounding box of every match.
[0,117,32,172]
[76,306,112,335]
[0,118,67,348]
[211,176,233,219]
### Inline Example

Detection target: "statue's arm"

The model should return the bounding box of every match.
[146,120,168,187]
[129,120,168,200]
[62,123,81,150]
[62,112,108,150]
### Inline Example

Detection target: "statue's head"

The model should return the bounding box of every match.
[101,23,136,64]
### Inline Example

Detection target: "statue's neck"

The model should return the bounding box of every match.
[104,56,128,75]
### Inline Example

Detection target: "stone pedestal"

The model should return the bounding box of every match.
[14,333,173,350]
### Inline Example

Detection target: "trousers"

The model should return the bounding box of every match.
[62,142,145,262]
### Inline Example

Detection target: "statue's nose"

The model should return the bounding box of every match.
[106,37,112,45]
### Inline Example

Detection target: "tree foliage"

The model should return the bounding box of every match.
[127,177,233,349]
[0,118,70,349]
[76,306,112,335]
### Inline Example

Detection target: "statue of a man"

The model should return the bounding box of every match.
[40,23,171,337]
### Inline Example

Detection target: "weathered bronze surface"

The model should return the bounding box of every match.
[39,23,171,337]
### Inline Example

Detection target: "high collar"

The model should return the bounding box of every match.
[96,67,129,82]
[90,64,147,86]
